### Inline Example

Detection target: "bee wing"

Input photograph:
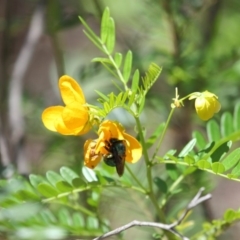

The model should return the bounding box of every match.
[116,156,125,177]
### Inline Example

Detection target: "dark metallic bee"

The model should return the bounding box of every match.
[104,138,126,177]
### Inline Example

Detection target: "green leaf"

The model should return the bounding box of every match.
[192,131,206,150]
[212,162,225,174]
[73,213,84,228]
[29,174,46,189]
[178,139,196,158]
[37,183,59,197]
[58,208,72,226]
[100,7,110,43]
[14,190,39,201]
[234,102,240,131]
[231,161,240,177]
[224,209,237,222]
[114,52,122,68]
[123,50,132,83]
[138,96,145,114]
[184,155,195,165]
[128,91,136,106]
[153,177,168,193]
[82,167,98,182]
[79,16,102,50]
[46,171,63,187]
[131,69,140,92]
[60,167,79,185]
[207,119,221,142]
[146,123,165,149]
[106,18,115,53]
[221,112,234,137]
[95,90,109,102]
[103,102,111,113]
[197,160,211,170]
[92,57,112,65]
[141,63,162,95]
[210,141,232,163]
[72,178,86,188]
[222,148,240,171]
[166,164,178,180]
[183,166,197,176]
[56,181,73,192]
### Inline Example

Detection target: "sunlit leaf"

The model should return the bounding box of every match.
[207,119,221,142]
[178,139,196,157]
[100,7,110,43]
[92,57,112,65]
[106,18,115,53]
[82,167,98,182]
[183,166,197,176]
[224,209,237,222]
[60,167,79,185]
[184,155,195,165]
[56,181,73,192]
[141,63,162,95]
[233,102,240,131]
[46,171,63,187]
[197,160,211,170]
[29,174,46,189]
[95,90,109,102]
[37,183,59,198]
[131,69,140,92]
[221,112,234,137]
[231,161,240,177]
[222,148,240,171]
[114,52,122,68]
[212,162,225,174]
[123,50,132,83]
[192,131,206,150]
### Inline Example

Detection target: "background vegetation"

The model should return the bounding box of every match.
[1,0,240,239]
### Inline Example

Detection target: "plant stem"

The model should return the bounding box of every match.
[101,43,128,91]
[151,108,175,161]
[125,164,147,192]
[134,116,178,240]
[160,174,184,207]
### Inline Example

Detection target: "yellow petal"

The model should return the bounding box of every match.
[98,120,125,139]
[84,139,102,169]
[59,75,85,105]
[62,102,89,129]
[123,133,142,163]
[42,106,64,132]
[195,92,221,121]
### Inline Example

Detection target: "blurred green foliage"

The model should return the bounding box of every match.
[1,0,240,239]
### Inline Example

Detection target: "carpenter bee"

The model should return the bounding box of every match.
[104,138,126,177]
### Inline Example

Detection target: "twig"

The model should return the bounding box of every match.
[92,187,211,240]
[8,2,45,173]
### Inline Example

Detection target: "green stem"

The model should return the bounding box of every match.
[55,201,96,217]
[151,108,175,162]
[135,116,170,228]
[160,174,184,207]
[101,43,128,91]
[125,164,147,192]
[42,184,145,204]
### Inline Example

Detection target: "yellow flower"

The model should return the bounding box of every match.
[83,120,142,172]
[42,75,91,135]
[189,91,221,121]
[84,139,102,169]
